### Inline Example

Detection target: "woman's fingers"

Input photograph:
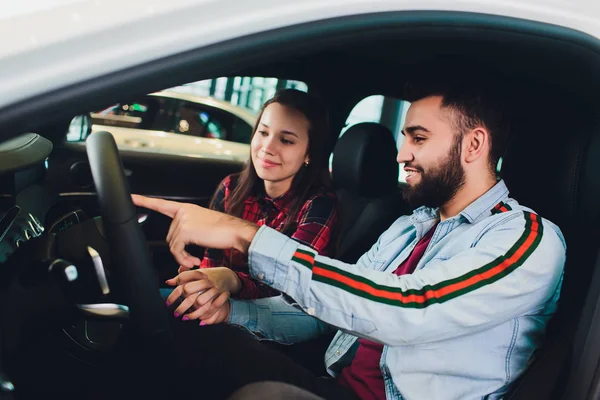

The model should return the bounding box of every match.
[183,287,223,320]
[195,286,221,308]
[173,280,216,316]
[198,292,231,325]
[165,284,185,307]
[166,276,212,308]
[180,279,214,298]
[175,269,209,285]
[173,289,203,317]
[165,277,178,287]
[169,270,208,286]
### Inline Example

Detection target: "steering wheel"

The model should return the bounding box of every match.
[85,131,172,349]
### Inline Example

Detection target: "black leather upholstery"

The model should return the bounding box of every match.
[332,122,399,197]
[502,114,600,399]
[503,121,600,323]
[503,131,600,234]
[331,122,409,263]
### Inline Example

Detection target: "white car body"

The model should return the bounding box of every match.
[1,1,600,398]
[87,125,252,162]
[0,0,599,114]
[86,91,256,162]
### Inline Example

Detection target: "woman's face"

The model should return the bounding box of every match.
[251,102,310,189]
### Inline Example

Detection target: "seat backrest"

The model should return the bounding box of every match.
[331,122,409,263]
[501,108,600,399]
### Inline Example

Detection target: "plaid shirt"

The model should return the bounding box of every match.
[200,174,339,299]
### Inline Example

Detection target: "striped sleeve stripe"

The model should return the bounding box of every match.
[292,248,316,270]
[310,211,543,309]
[491,201,513,215]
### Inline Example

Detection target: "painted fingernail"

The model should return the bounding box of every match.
[182,316,189,321]
[174,312,180,318]
[200,321,206,326]
[165,300,171,306]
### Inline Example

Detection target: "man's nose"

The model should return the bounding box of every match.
[396,142,413,164]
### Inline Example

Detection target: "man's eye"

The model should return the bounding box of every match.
[414,136,425,143]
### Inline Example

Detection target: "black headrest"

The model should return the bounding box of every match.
[332,122,399,197]
[502,118,600,229]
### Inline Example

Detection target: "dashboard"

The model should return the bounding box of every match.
[0,132,69,265]
[0,132,128,385]
[0,160,50,264]
[0,205,44,264]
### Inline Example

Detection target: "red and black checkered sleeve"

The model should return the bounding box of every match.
[290,192,339,257]
[200,176,230,269]
[235,192,339,299]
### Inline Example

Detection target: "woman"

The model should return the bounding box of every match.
[163,88,339,322]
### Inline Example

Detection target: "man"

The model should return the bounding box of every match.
[132,83,566,400]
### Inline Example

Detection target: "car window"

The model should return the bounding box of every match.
[339,95,410,182]
[66,77,307,162]
[230,116,253,144]
[175,101,228,139]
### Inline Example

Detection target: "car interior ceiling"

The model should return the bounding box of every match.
[2,11,600,398]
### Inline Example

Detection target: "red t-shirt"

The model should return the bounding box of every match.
[338,224,438,400]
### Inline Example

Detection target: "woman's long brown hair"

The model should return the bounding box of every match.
[210,88,333,234]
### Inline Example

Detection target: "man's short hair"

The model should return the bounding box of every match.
[404,78,511,174]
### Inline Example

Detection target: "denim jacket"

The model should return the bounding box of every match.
[229,180,566,400]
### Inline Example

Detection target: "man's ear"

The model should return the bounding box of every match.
[464,127,489,164]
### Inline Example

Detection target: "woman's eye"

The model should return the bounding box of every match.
[414,136,425,143]
[281,138,293,145]
[258,130,268,137]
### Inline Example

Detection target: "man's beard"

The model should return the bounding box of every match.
[402,141,466,210]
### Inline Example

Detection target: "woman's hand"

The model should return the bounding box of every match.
[199,298,231,326]
[166,268,240,322]
[131,195,258,269]
[167,268,242,296]
[177,287,231,324]
[197,267,243,294]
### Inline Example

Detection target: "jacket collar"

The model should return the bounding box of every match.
[411,180,510,224]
